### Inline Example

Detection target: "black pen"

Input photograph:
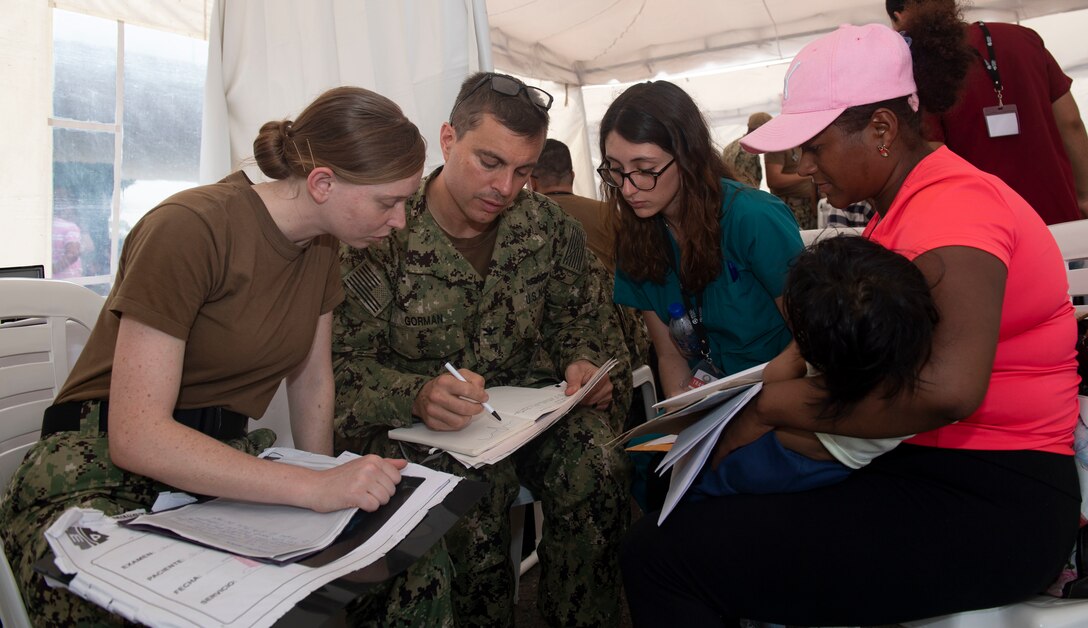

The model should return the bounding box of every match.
[443,362,503,421]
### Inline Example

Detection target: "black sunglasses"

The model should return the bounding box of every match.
[452,73,554,115]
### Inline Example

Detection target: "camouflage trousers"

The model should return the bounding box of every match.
[0,400,454,628]
[616,304,652,372]
[781,194,818,230]
[338,403,633,627]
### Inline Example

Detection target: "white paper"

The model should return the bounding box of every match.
[656,384,763,472]
[44,450,460,628]
[652,362,765,411]
[655,383,763,525]
[126,450,365,562]
[390,358,618,464]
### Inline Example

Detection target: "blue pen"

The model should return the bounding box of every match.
[727,260,739,282]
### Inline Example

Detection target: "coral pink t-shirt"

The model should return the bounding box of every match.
[864,147,1079,454]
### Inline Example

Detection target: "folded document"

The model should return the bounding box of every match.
[388,358,618,463]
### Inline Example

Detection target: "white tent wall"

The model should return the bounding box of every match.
[489,0,1088,86]
[5,1,1088,272]
[201,0,487,184]
[515,76,599,199]
[1,2,53,270]
[580,7,1088,188]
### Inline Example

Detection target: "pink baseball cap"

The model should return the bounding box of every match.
[741,23,917,154]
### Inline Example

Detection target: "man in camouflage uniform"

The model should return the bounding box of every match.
[720,112,771,189]
[333,72,633,627]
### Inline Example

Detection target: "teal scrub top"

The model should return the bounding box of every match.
[614,179,802,375]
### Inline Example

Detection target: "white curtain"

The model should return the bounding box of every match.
[200,0,488,184]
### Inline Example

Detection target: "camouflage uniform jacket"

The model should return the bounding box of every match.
[334,172,627,440]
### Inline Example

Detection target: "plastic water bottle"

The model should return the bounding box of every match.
[667,302,701,358]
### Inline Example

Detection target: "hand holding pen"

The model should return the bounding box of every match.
[443,362,503,422]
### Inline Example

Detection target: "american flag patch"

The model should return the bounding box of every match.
[344,260,391,316]
[560,222,587,273]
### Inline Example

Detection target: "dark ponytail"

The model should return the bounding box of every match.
[836,1,972,141]
[906,0,974,115]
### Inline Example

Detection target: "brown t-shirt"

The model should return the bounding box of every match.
[547,192,616,273]
[442,219,500,278]
[765,147,814,199]
[56,172,345,419]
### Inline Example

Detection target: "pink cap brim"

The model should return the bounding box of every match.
[739,107,846,154]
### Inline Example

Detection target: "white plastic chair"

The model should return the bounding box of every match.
[0,278,104,628]
[632,363,659,422]
[509,363,657,597]
[248,379,294,447]
[509,484,543,602]
[798,225,863,247]
[1050,219,1088,316]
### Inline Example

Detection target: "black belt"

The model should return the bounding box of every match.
[41,400,249,440]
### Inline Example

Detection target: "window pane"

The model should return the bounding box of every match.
[120,23,207,243]
[53,9,117,123]
[53,128,114,280]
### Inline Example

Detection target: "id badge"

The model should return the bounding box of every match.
[983,104,1019,137]
[686,358,726,389]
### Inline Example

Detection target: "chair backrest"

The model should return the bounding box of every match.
[798,226,863,247]
[249,379,295,448]
[1049,220,1088,316]
[0,278,104,487]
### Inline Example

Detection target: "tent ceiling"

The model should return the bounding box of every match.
[488,0,1088,85]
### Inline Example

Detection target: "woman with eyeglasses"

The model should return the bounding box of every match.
[601,81,803,398]
[621,8,1081,625]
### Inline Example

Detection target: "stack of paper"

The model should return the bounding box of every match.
[608,363,768,525]
[390,358,619,468]
[609,362,766,447]
[124,450,366,563]
[43,448,460,628]
[652,383,762,524]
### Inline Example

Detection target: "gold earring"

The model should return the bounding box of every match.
[877,143,890,158]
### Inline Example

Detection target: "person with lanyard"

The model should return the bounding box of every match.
[888,0,1088,223]
[602,80,803,398]
[0,87,457,626]
[620,7,1081,626]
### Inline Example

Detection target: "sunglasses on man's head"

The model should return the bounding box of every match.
[453,73,554,114]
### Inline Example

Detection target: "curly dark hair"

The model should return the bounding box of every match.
[837,0,973,142]
[784,235,939,420]
[599,81,734,293]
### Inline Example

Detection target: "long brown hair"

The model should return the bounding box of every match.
[253,86,425,185]
[599,81,732,293]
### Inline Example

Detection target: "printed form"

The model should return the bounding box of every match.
[43,450,459,628]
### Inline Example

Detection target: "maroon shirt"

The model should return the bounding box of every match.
[924,21,1079,225]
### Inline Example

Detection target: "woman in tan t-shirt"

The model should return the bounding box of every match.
[0,87,445,625]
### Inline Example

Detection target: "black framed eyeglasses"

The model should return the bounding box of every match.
[597,159,676,191]
[452,73,554,115]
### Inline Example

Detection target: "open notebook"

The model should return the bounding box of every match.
[389,358,618,458]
